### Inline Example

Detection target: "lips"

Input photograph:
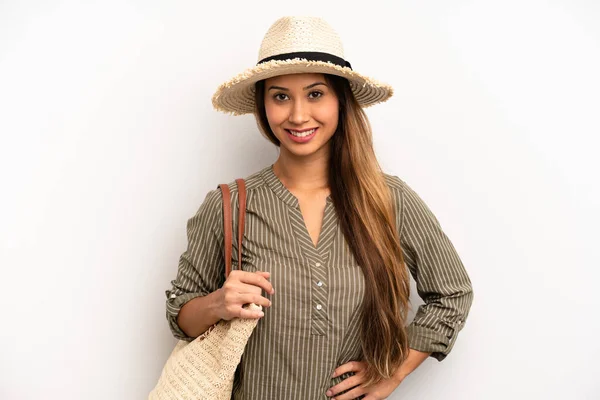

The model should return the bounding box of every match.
[286,128,316,136]
[286,127,318,133]
[285,127,318,143]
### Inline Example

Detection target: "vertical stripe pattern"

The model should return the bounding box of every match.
[165,164,473,399]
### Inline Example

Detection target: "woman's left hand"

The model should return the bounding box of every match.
[326,361,404,400]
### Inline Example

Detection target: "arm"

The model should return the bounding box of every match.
[397,178,474,361]
[176,289,223,339]
[393,349,431,382]
[165,188,225,341]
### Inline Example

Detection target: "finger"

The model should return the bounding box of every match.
[327,374,362,399]
[331,361,364,378]
[240,271,275,294]
[255,272,274,292]
[331,384,366,400]
[239,293,272,308]
[238,306,265,319]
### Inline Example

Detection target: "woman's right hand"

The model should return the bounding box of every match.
[215,270,274,321]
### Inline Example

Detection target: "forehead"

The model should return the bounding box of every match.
[264,73,327,87]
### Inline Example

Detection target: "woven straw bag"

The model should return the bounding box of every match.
[150,179,261,400]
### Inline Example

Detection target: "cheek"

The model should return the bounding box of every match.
[265,103,286,127]
[316,100,339,129]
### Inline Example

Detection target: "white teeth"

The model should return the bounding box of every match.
[288,128,316,137]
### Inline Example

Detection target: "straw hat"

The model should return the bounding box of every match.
[211,16,394,116]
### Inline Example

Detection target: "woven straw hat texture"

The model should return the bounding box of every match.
[212,16,394,115]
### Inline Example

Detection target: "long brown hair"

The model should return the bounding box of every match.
[254,74,411,387]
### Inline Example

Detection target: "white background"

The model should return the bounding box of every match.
[1,1,598,399]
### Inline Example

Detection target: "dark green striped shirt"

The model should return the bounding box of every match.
[165,164,473,399]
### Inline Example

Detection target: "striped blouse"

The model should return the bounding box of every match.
[165,163,473,399]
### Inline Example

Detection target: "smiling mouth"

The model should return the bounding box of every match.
[286,128,317,137]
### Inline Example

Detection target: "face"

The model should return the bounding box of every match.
[263,73,339,160]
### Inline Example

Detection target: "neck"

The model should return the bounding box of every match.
[272,154,330,194]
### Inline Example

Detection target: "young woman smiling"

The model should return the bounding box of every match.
[165,16,474,400]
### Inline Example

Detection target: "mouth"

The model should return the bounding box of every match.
[285,127,318,143]
[285,128,318,138]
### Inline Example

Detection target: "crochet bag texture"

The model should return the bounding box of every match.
[150,179,261,399]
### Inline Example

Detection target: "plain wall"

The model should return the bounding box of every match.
[1,1,598,398]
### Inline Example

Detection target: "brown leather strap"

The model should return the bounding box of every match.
[219,180,246,279]
[220,184,233,278]
[236,178,246,276]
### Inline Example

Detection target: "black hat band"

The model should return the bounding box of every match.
[257,51,352,70]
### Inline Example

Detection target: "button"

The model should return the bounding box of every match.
[316,304,322,310]
[316,281,323,287]
[170,294,177,299]
[315,262,321,267]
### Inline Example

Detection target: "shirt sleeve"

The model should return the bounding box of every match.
[397,178,474,361]
[165,188,225,341]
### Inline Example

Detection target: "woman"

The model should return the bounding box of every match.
[165,16,473,400]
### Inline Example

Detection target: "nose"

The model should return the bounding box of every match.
[288,99,310,125]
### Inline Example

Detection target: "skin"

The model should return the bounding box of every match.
[326,350,431,399]
[264,73,337,246]
[264,72,339,164]
[263,73,431,399]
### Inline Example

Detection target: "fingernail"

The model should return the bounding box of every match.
[326,390,332,396]
[259,311,264,317]
[271,288,275,294]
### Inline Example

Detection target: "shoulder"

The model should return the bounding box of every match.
[382,171,407,204]
[383,171,442,229]
[219,167,266,193]
[203,165,274,214]
[192,167,269,228]
[216,165,271,198]
[382,171,425,203]
[381,171,433,221]
[382,172,405,191]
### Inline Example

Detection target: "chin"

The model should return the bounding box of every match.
[284,142,331,159]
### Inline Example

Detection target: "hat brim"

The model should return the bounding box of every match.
[211,58,394,116]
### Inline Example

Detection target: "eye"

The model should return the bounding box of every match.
[273,93,289,101]
[308,91,323,99]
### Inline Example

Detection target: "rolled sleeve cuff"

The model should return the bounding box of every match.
[165,290,208,341]
[406,323,458,362]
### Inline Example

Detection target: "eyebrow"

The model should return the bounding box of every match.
[267,82,328,91]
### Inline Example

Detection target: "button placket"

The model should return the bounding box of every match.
[310,259,328,335]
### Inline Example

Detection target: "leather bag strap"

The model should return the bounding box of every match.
[219,179,247,279]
